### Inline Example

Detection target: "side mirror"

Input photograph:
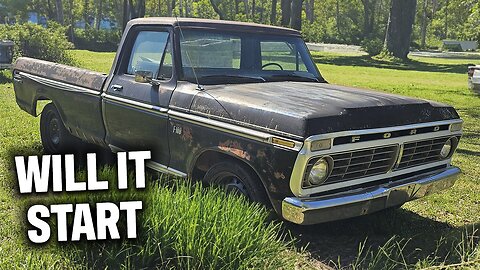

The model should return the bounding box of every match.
[135,70,160,86]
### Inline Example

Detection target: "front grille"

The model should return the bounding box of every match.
[396,137,450,169]
[303,135,460,189]
[324,145,398,184]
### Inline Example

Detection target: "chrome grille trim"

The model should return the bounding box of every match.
[327,145,398,183]
[396,137,453,169]
[290,119,463,197]
[302,145,399,188]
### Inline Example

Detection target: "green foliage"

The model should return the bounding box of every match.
[24,168,294,269]
[73,28,121,52]
[1,0,480,51]
[361,37,384,56]
[345,228,480,269]
[462,3,480,46]
[301,21,325,43]
[0,22,75,65]
[301,0,368,45]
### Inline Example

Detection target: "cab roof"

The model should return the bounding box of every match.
[128,17,301,36]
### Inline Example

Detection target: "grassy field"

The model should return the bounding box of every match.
[0,50,479,269]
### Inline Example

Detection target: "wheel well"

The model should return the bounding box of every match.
[35,96,52,116]
[192,150,275,209]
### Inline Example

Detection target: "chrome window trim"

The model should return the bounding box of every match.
[290,119,463,197]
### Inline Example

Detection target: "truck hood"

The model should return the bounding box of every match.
[188,82,459,139]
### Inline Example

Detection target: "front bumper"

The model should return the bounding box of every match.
[282,166,461,225]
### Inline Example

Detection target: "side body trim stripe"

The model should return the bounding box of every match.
[19,72,101,96]
[108,145,187,178]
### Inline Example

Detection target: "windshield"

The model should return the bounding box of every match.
[179,30,324,85]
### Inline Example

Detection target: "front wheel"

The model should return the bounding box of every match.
[203,161,270,205]
[40,103,83,154]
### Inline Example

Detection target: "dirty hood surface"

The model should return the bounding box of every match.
[190,82,459,139]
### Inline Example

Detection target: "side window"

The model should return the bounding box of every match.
[127,31,171,80]
[260,41,307,72]
[158,41,173,80]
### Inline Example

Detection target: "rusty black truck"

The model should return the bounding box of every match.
[12,18,463,225]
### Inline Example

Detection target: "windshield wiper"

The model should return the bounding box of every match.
[267,74,320,82]
[198,75,266,83]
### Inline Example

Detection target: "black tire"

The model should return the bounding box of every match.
[40,103,82,154]
[203,160,270,206]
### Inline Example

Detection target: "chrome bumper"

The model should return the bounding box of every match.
[282,166,461,225]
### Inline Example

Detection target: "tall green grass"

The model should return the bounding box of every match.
[22,167,296,270]
[344,228,480,270]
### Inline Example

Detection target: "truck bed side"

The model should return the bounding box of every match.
[13,57,108,146]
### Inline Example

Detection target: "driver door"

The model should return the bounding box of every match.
[103,28,175,166]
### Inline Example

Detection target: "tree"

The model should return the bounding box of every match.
[95,0,103,30]
[210,0,226,19]
[67,0,74,41]
[55,0,64,24]
[361,0,376,36]
[122,0,129,30]
[290,0,303,30]
[384,0,417,59]
[84,0,90,28]
[243,0,249,19]
[420,0,428,48]
[281,0,291,26]
[168,0,175,16]
[305,0,314,23]
[270,0,277,24]
[251,0,255,18]
[444,0,449,38]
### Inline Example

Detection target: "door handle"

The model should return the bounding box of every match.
[110,84,123,91]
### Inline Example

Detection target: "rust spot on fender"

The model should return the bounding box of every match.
[268,183,278,193]
[256,149,267,159]
[181,126,193,142]
[274,171,286,180]
[218,140,251,161]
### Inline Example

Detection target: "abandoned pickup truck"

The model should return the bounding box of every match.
[13,18,463,225]
[0,40,14,70]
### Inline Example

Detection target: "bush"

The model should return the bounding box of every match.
[0,22,75,65]
[361,37,384,56]
[25,168,295,269]
[302,22,326,43]
[73,28,121,52]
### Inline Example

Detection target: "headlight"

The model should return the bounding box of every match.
[308,157,333,186]
[440,137,457,159]
[450,122,463,132]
